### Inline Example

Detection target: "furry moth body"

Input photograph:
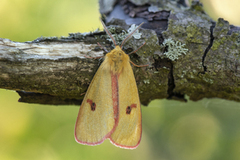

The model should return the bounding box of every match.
[75,19,145,149]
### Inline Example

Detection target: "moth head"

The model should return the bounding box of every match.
[110,46,125,62]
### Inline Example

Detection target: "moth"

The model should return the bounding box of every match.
[75,19,146,149]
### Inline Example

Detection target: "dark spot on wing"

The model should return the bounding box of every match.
[126,104,137,114]
[87,99,96,111]
[126,106,131,114]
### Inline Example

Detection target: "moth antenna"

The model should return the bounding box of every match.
[128,42,146,55]
[100,19,117,47]
[120,22,144,48]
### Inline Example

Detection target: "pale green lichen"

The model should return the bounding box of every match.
[107,27,127,45]
[162,38,188,61]
[127,24,142,39]
[106,24,142,45]
[143,79,150,84]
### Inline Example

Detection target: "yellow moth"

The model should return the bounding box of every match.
[75,19,146,149]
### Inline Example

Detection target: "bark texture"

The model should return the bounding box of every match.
[0,0,240,105]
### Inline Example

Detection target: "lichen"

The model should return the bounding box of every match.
[106,27,127,45]
[106,24,142,46]
[127,24,142,39]
[162,38,188,61]
[143,79,150,84]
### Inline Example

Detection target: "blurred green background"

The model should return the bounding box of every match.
[1,0,240,160]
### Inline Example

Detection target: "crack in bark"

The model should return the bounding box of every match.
[201,21,216,74]
[154,56,186,101]
[167,61,186,101]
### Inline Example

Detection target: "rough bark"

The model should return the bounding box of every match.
[0,0,240,105]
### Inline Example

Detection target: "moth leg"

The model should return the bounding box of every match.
[84,55,104,59]
[128,42,146,55]
[97,42,109,53]
[130,61,149,68]
[80,92,86,96]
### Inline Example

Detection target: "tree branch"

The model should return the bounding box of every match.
[1,0,240,105]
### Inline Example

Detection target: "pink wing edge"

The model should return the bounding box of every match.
[109,118,142,149]
[109,134,142,149]
[74,111,119,146]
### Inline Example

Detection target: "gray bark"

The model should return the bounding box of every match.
[0,0,240,105]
